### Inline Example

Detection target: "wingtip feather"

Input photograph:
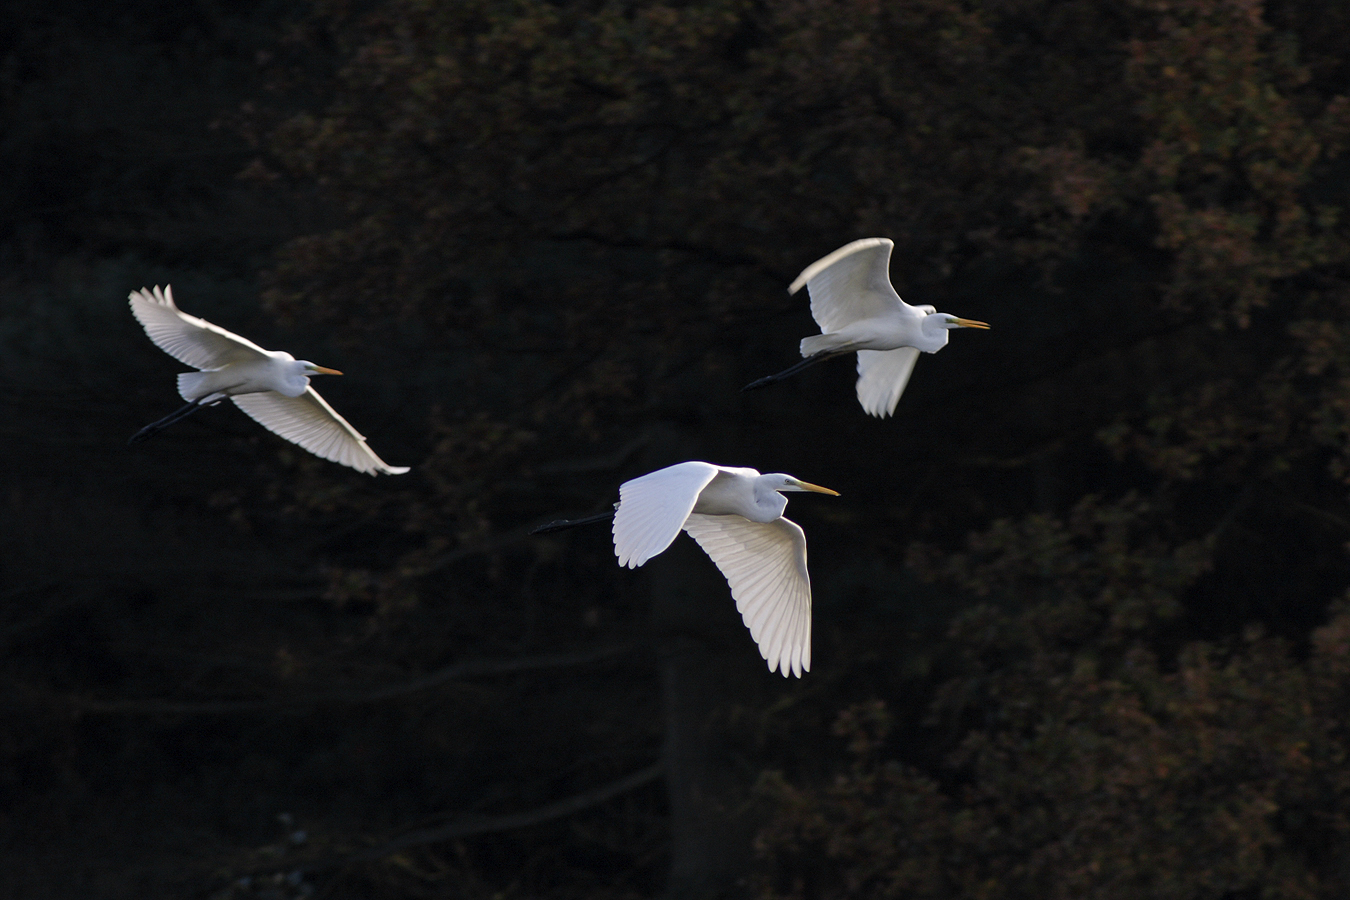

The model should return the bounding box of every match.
[129,284,174,309]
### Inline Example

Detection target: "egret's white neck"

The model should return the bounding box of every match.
[278,359,314,397]
[917,313,954,352]
[750,476,793,522]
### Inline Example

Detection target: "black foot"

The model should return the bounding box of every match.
[129,398,207,445]
[742,350,840,392]
[530,510,616,534]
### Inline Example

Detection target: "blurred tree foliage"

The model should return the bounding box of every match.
[256,0,1350,895]
[9,0,1350,896]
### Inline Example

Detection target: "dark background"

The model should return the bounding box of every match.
[6,1,1350,897]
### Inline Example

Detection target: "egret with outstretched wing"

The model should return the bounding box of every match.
[744,238,989,417]
[534,461,838,677]
[128,285,409,476]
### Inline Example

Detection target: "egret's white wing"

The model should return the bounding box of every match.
[682,513,812,678]
[613,461,720,568]
[855,347,921,418]
[230,388,410,476]
[129,285,272,370]
[788,238,903,334]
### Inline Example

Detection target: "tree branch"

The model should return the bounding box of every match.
[220,762,665,888]
[344,761,664,863]
[18,642,636,715]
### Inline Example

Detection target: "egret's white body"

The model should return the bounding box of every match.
[779,237,989,417]
[612,461,838,678]
[129,285,409,475]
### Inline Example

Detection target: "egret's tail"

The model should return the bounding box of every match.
[799,333,851,357]
[177,371,211,402]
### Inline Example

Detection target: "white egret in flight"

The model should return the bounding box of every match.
[532,461,838,677]
[128,285,409,476]
[744,238,989,417]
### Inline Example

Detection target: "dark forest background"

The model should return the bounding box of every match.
[7,0,1350,897]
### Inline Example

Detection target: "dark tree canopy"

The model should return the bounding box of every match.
[8,0,1350,897]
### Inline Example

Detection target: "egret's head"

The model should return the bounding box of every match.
[301,362,344,376]
[769,475,840,496]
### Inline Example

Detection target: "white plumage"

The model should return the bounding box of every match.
[790,237,904,335]
[611,461,837,678]
[129,285,409,476]
[747,238,989,417]
[853,347,922,419]
[682,514,812,679]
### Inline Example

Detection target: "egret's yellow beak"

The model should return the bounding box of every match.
[312,365,344,375]
[794,480,840,496]
[952,317,990,329]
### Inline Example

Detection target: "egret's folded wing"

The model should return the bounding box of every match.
[855,347,921,418]
[682,514,811,678]
[230,388,410,476]
[129,285,272,370]
[613,461,720,568]
[788,238,902,333]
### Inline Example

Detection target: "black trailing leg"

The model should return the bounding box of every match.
[129,397,211,445]
[530,509,617,535]
[742,350,847,392]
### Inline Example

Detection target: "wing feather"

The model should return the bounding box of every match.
[788,238,902,334]
[230,388,410,476]
[129,286,273,370]
[682,514,812,678]
[613,462,720,567]
[855,347,921,418]
[756,566,792,666]
[742,570,777,631]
